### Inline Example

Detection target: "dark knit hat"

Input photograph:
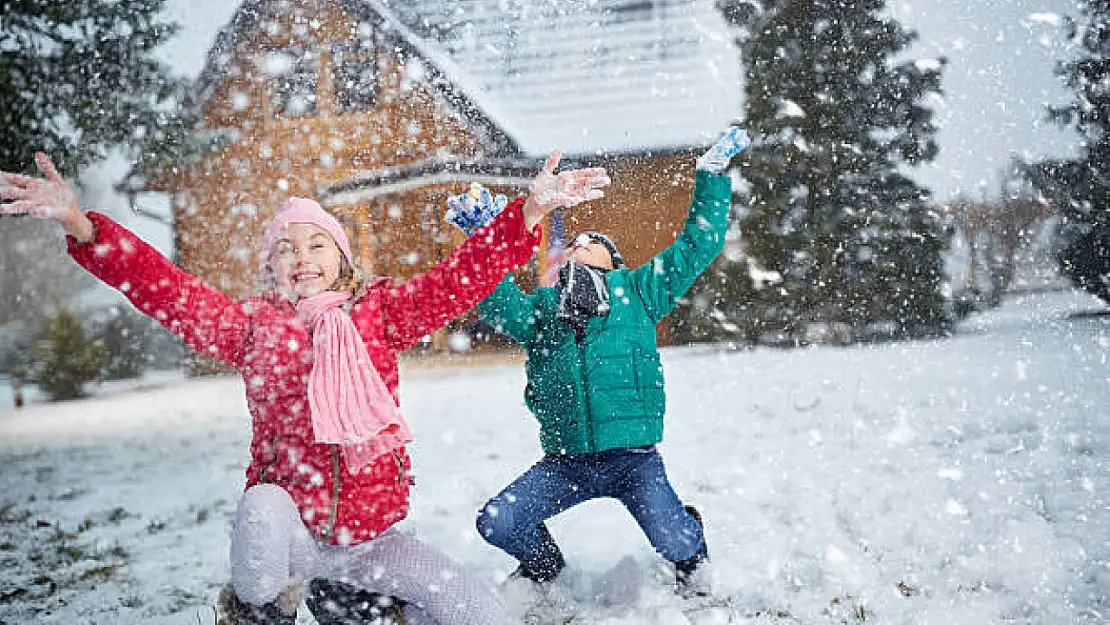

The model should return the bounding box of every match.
[579,231,624,268]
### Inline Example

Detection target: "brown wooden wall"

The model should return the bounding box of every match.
[559,154,697,269]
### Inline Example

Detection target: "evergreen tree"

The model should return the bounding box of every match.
[684,0,948,344]
[0,0,199,176]
[1023,0,1110,304]
[30,307,103,401]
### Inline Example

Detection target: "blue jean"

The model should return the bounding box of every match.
[475,446,704,580]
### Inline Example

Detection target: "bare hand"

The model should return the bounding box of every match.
[523,151,610,229]
[0,153,93,242]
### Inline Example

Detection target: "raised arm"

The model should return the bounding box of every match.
[1,153,252,368]
[68,213,253,368]
[632,171,732,322]
[632,127,748,322]
[378,198,541,351]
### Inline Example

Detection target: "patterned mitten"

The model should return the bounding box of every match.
[695,126,752,174]
[445,183,509,236]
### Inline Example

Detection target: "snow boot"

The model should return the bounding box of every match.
[513,522,566,584]
[502,563,553,597]
[305,578,405,625]
[502,563,577,625]
[674,504,711,597]
[507,558,564,586]
[216,584,297,625]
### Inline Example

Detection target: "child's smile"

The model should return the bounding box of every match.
[270,223,344,299]
[290,267,329,295]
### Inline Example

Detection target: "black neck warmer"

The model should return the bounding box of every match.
[555,261,611,342]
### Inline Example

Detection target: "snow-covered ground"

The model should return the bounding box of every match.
[0,289,1106,625]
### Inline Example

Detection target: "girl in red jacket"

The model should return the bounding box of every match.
[0,152,609,625]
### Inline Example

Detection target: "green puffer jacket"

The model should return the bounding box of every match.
[478,170,732,455]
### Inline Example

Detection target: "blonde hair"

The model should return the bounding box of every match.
[330,257,364,295]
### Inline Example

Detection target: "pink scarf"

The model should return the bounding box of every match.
[296,291,412,474]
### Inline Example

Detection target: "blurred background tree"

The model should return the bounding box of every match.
[0,0,200,175]
[30,307,103,401]
[1024,0,1110,304]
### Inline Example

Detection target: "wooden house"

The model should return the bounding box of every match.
[144,0,741,350]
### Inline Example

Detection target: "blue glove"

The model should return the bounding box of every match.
[696,126,751,174]
[445,183,509,236]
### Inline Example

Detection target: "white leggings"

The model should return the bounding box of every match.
[229,484,511,625]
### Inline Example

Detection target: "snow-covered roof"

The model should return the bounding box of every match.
[320,156,543,206]
[193,0,525,156]
[196,0,742,161]
[398,0,744,156]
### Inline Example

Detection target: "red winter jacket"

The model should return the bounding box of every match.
[68,202,540,545]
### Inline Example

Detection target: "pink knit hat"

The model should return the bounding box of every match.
[262,197,353,269]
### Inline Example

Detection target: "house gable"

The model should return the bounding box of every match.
[194,0,521,157]
[167,0,526,298]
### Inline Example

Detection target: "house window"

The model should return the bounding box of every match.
[266,47,318,118]
[333,43,378,114]
[603,0,655,24]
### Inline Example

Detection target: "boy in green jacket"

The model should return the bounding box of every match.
[448,126,749,599]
